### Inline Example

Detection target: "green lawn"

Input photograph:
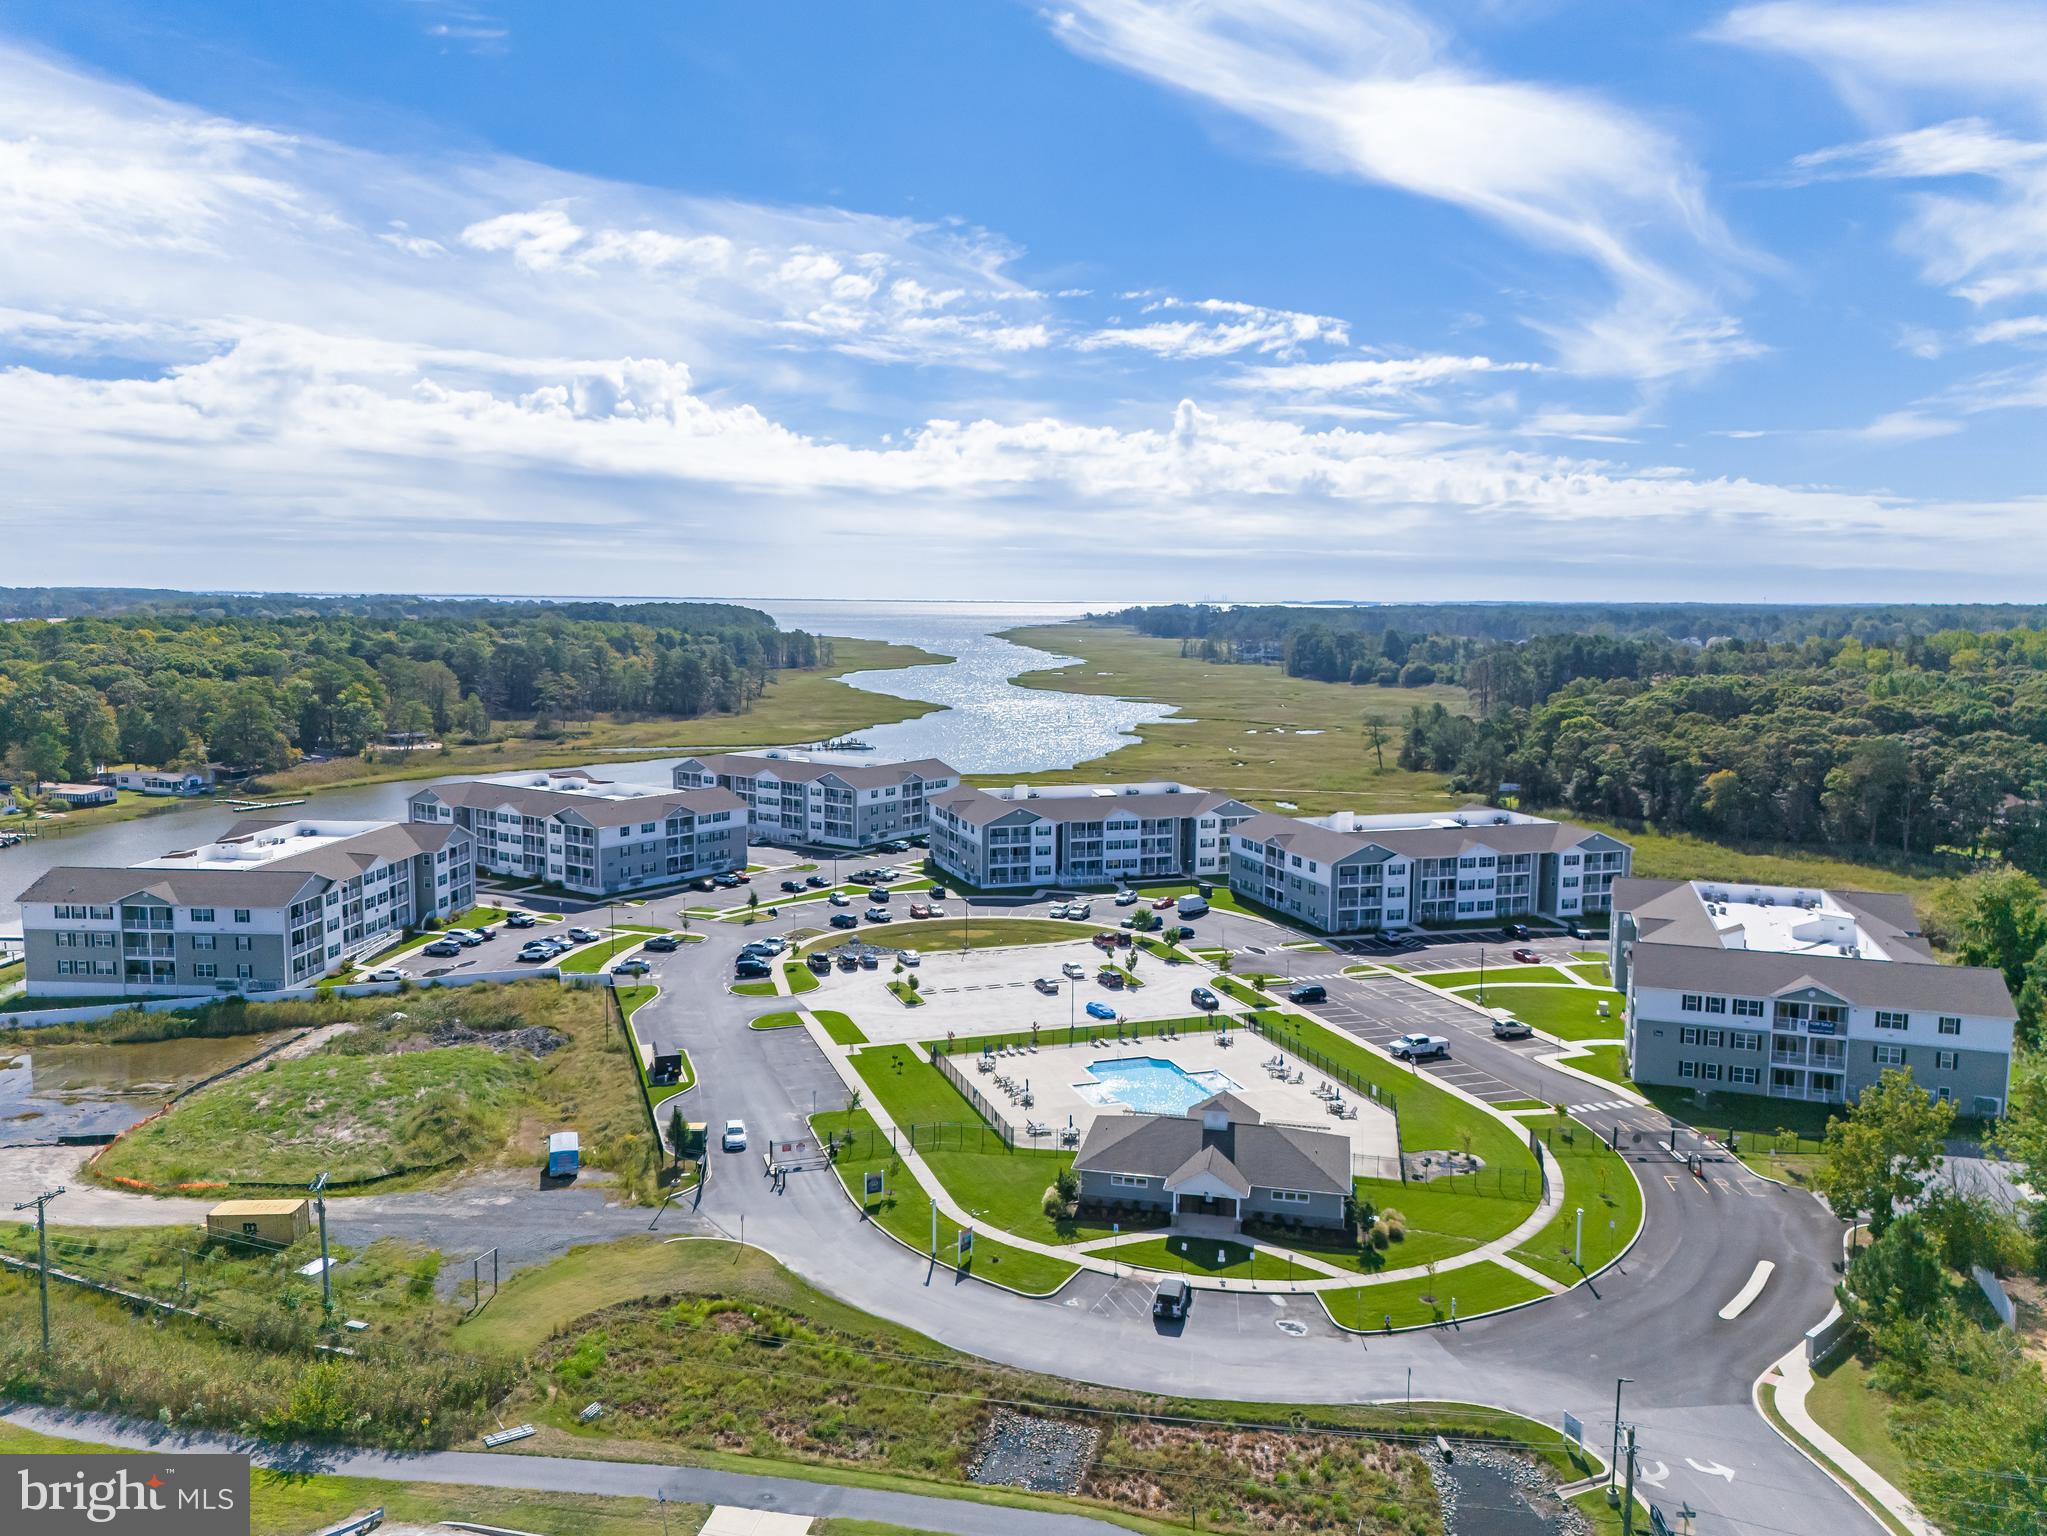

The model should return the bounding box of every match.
[1467,984,1624,1042]
[784,961,821,994]
[1508,1115,1643,1284]
[1215,975,1268,1008]
[805,917,1103,954]
[1564,961,1611,985]
[730,979,777,996]
[750,1010,804,1030]
[815,1009,868,1045]
[1807,1350,1914,1502]
[1343,1176,1536,1270]
[1111,1236,1305,1281]
[1320,1261,1550,1330]
[615,984,657,1022]
[887,980,926,1006]
[1570,1044,1633,1088]
[1578,817,1957,900]
[810,1108,1078,1295]
[367,905,510,960]
[848,1047,1098,1245]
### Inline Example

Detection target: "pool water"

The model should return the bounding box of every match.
[1078,1056,1241,1116]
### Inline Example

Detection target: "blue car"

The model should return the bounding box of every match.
[1085,1001,1117,1021]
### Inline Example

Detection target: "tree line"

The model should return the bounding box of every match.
[0,600,831,781]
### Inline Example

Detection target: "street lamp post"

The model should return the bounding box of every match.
[1611,1377,1632,1487]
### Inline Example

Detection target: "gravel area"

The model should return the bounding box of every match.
[967,1409,1101,1494]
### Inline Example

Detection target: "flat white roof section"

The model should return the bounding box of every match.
[1308,807,1558,833]
[989,780,1205,802]
[1687,881,1893,962]
[479,769,669,802]
[140,820,389,871]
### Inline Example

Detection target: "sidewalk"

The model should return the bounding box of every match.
[1761,1345,1936,1536]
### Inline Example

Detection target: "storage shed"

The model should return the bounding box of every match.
[207,1198,310,1248]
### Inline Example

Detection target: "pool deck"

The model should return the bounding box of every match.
[967,1034,1400,1166]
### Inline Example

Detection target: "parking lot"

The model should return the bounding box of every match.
[792,936,1224,1045]
[1294,972,1542,1107]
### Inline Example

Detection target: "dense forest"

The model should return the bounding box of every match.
[0,599,829,781]
[1107,600,2047,649]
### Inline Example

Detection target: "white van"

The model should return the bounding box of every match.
[1175,894,1209,918]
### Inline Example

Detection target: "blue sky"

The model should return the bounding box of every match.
[3,1,2046,601]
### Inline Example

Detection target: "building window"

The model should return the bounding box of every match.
[193,963,217,979]
[1935,1049,1958,1071]
[233,909,251,924]
[1729,1066,1760,1086]
[1874,1044,1905,1067]
[1937,1016,1961,1036]
[1108,1173,1149,1188]
[1873,1011,1909,1031]
[1269,1189,1312,1205]
[1678,1061,1697,1080]
[1731,1031,1761,1051]
[1733,998,1763,1018]
[193,935,216,951]
[1704,996,1727,1014]
[234,936,252,951]
[1681,994,1703,1013]
[190,907,214,923]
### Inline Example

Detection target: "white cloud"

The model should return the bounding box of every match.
[1855,408,1962,442]
[1078,296,1348,359]
[1046,0,1753,380]
[1711,4,2047,111]
[1231,353,1537,396]
[1971,314,2047,345]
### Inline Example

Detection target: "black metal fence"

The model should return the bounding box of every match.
[826,1119,1068,1160]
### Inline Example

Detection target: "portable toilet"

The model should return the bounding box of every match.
[546,1130,581,1178]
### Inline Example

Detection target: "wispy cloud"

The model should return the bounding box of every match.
[1077,295,1348,359]
[1230,353,1538,397]
[1045,0,1754,381]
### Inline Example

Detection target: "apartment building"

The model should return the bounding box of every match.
[669,751,958,849]
[18,817,473,998]
[1611,878,2015,1116]
[929,781,1257,889]
[408,771,745,896]
[1226,806,1632,934]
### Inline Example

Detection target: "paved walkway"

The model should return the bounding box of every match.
[787,988,1568,1296]
[1762,1346,1937,1536]
[0,1404,1127,1536]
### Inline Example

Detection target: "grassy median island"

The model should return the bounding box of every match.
[1507,1115,1643,1284]
[802,916,1102,954]
[86,982,662,1200]
[1320,1261,1550,1331]
[1462,983,1625,1041]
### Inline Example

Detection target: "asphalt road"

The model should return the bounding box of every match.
[0,1405,1130,1536]
[3,861,1865,1536]
[655,890,1862,1536]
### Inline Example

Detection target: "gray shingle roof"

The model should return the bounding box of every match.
[1073,1109,1349,1197]
[1615,877,2013,1016]
[414,779,742,828]
[1231,807,1620,865]
[680,752,956,791]
[934,784,1251,828]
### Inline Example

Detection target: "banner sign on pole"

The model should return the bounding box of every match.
[958,1227,974,1259]
[863,1170,884,1199]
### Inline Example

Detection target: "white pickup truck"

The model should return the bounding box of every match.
[1390,1032,1451,1062]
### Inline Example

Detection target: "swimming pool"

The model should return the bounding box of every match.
[1077,1056,1242,1116]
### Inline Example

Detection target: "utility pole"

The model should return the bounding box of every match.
[309,1171,332,1316]
[1611,1378,1631,1487]
[13,1186,63,1355]
[1621,1424,1638,1536]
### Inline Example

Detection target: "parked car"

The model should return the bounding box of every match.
[928,885,949,898]
[741,941,774,956]
[829,892,852,907]
[365,967,405,982]
[864,907,893,923]
[732,872,751,884]
[1390,1032,1450,1061]
[1568,923,1591,940]
[1170,925,1197,941]
[1115,889,1139,906]
[925,905,946,918]
[693,877,717,892]
[1507,923,1532,940]
[643,934,679,953]
[806,952,833,974]
[422,940,463,957]
[867,886,890,901]
[569,927,602,944]
[836,952,861,971]
[446,931,482,948]
[909,903,932,919]
[1062,961,1087,979]
[471,924,497,940]
[611,958,651,977]
[881,840,909,853]
[504,912,537,929]
[830,913,860,929]
[712,873,741,889]
[1066,902,1091,920]
[1491,1016,1533,1040]
[1191,986,1219,1010]
[900,950,921,967]
[516,948,550,964]
[1289,983,1327,1004]
[722,1119,748,1152]
[1034,976,1060,994]
[858,951,880,970]
[781,879,804,893]
[806,874,830,888]
[1085,1001,1118,1021]
[1510,947,1541,963]
[734,957,771,979]
[1152,1275,1190,1320]
[1097,969,1124,989]
[1047,902,1070,919]
[754,936,788,955]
